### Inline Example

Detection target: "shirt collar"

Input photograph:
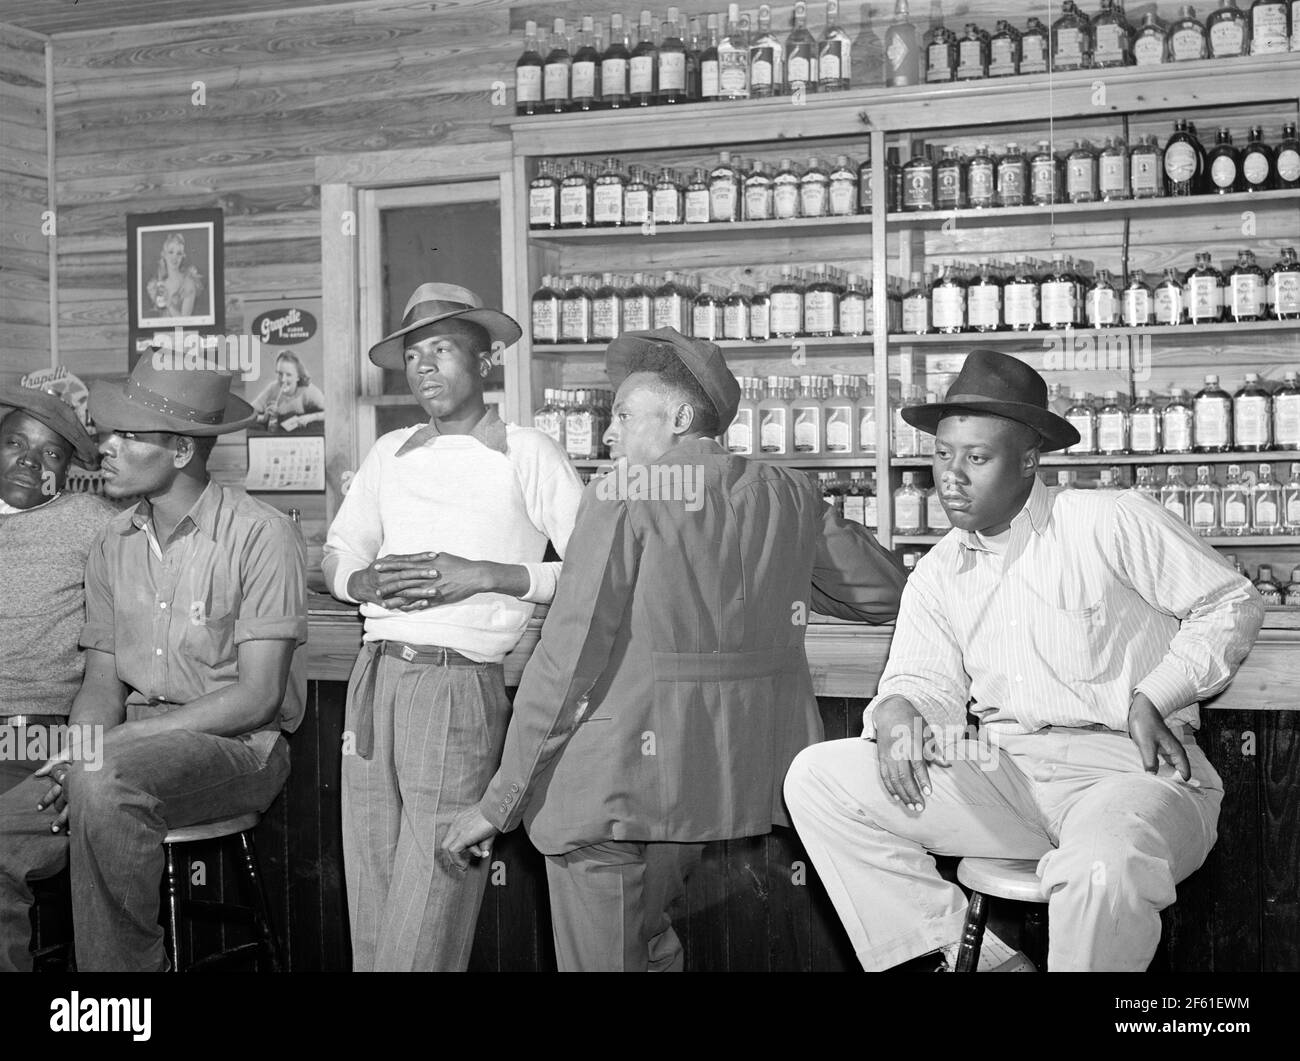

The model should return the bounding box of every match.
[126,478,223,542]
[957,475,1051,553]
[658,435,725,460]
[395,406,508,457]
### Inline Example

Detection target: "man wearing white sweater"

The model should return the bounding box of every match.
[323,283,582,971]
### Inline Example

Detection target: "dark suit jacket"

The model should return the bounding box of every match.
[479,436,906,854]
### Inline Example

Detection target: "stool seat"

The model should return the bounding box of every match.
[956,857,1047,904]
[163,812,261,845]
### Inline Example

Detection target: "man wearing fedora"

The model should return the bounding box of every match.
[322,283,582,971]
[0,358,307,972]
[444,327,906,972]
[784,350,1264,972]
[0,382,116,798]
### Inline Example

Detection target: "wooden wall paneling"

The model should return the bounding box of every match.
[286,677,330,970]
[722,834,771,970]
[1260,710,1300,971]
[682,831,730,971]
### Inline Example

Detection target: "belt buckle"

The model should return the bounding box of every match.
[400,644,417,663]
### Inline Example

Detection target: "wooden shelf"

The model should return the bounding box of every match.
[887,320,1300,346]
[536,336,878,356]
[893,451,1300,467]
[529,214,870,245]
[892,535,944,545]
[890,532,1300,547]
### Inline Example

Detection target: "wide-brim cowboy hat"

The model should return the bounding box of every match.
[89,355,255,437]
[606,327,742,432]
[368,282,523,371]
[901,348,1080,452]
[0,383,100,466]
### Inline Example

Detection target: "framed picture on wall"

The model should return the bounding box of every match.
[127,209,224,331]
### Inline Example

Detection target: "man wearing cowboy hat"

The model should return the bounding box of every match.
[0,358,306,972]
[444,327,905,971]
[784,349,1264,972]
[0,382,116,797]
[322,283,582,971]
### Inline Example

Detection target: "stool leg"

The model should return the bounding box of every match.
[954,892,988,973]
[238,831,283,973]
[163,844,184,973]
[1023,907,1047,972]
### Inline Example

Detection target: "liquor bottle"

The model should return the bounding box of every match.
[1066,140,1099,203]
[818,0,853,91]
[889,147,904,211]
[931,259,966,334]
[1161,466,1190,521]
[989,20,1022,76]
[528,160,559,230]
[571,17,600,112]
[857,377,878,455]
[1286,566,1300,606]
[1194,373,1233,452]
[531,275,561,344]
[1094,0,1134,66]
[591,273,622,344]
[957,23,990,79]
[721,285,750,340]
[727,378,757,455]
[1276,123,1300,189]
[652,168,684,225]
[894,472,926,534]
[600,14,632,108]
[803,265,839,337]
[516,20,545,116]
[592,158,625,227]
[841,475,866,525]
[543,18,572,114]
[1030,140,1062,205]
[1234,372,1273,450]
[559,158,591,228]
[1253,463,1283,533]
[885,0,922,86]
[1270,370,1300,448]
[968,144,996,209]
[1164,119,1204,195]
[1167,5,1209,60]
[901,271,931,334]
[902,147,936,211]
[926,481,953,532]
[629,11,658,106]
[1283,461,1300,530]
[1133,465,1161,501]
[935,147,965,211]
[1220,463,1250,533]
[1270,246,1300,320]
[1163,388,1195,453]
[770,266,804,338]
[1052,0,1094,71]
[997,143,1028,206]
[1130,390,1162,453]
[925,22,958,82]
[1122,270,1154,326]
[800,156,830,218]
[824,375,855,454]
[684,16,703,101]
[699,13,721,101]
[892,386,920,458]
[1057,469,1078,490]
[1240,125,1276,191]
[785,1,819,96]
[560,275,592,344]
[748,4,783,98]
[706,151,739,223]
[565,389,597,459]
[773,157,801,219]
[1087,268,1121,327]
[1154,268,1188,325]
[1184,252,1224,323]
[1041,254,1079,329]
[743,160,774,220]
[684,168,710,224]
[1020,16,1051,73]
[758,375,790,455]
[621,272,652,331]
[1005,255,1041,331]
[791,377,823,454]
[1249,0,1291,52]
[828,155,857,216]
[534,389,565,449]
[653,271,690,332]
[1254,564,1284,604]
[1097,390,1129,454]
[718,3,751,100]
[749,280,772,340]
[1049,381,1073,418]
[623,166,651,228]
[1208,0,1250,55]
[1227,248,1268,321]
[1130,134,1166,198]
[855,152,874,213]
[1190,465,1222,534]
[1206,128,1242,193]
[1133,12,1168,63]
[839,273,869,336]
[1097,138,1130,200]
[967,259,1002,332]
[1066,390,1098,454]
[657,9,688,104]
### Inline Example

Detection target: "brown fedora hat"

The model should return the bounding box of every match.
[0,383,99,465]
[605,327,742,431]
[368,282,522,370]
[901,349,1079,452]
[89,355,255,437]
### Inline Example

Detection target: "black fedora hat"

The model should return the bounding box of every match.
[901,349,1080,452]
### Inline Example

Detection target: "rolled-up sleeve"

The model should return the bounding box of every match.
[78,531,116,655]
[234,517,308,645]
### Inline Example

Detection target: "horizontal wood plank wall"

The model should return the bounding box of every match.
[0,23,51,373]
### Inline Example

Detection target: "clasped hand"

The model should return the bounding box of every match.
[350,551,486,612]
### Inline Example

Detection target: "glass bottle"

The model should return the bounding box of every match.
[758,375,791,455]
[571,16,600,112]
[1276,123,1300,190]
[1167,5,1209,60]
[623,166,651,228]
[1133,465,1161,501]
[785,1,819,96]
[1249,0,1291,53]
[1286,565,1300,606]
[1240,125,1276,192]
[931,259,966,334]
[1065,390,1097,454]
[1057,469,1078,491]
[771,266,804,338]
[1094,0,1134,66]
[791,376,823,454]
[543,18,572,114]
[651,169,684,226]
[748,4,783,98]
[800,156,830,218]
[827,155,858,216]
[839,273,869,336]
[901,271,931,334]
[1052,0,1094,71]
[996,142,1028,207]
[531,275,561,344]
[653,271,690,332]
[628,11,658,107]
[1208,0,1250,55]
[718,3,751,101]
[534,389,565,449]
[935,146,966,211]
[1133,12,1168,64]
[967,258,1002,332]
[967,144,996,208]
[885,0,923,86]
[1130,390,1162,453]
[1122,270,1154,327]
[721,285,750,341]
[1066,140,1099,203]
[1194,373,1234,452]
[1004,255,1041,331]
[1205,128,1242,195]
[601,13,632,108]
[528,160,560,230]
[1270,370,1300,448]
[559,158,591,228]
[773,157,802,219]
[743,160,774,221]
[1130,135,1166,198]
[749,280,772,341]
[702,151,738,224]
[894,472,926,534]
[818,0,853,91]
[1282,461,1300,530]
[924,22,958,83]
[989,19,1022,76]
[1161,466,1190,521]
[824,375,855,455]
[902,147,936,211]
[655,9,687,105]
[803,265,839,337]
[516,20,545,116]
[841,475,866,525]
[1020,16,1051,73]
[1234,372,1273,450]
[727,378,758,456]
[957,23,990,79]
[1220,464,1250,534]
[699,13,721,101]
[857,377,877,456]
[1164,119,1204,195]
[1093,137,1128,200]
[1154,267,1187,325]
[560,275,593,344]
[1086,268,1121,327]
[1227,249,1268,321]
[592,158,626,227]
[591,274,622,343]
[1270,246,1300,320]
[1163,388,1195,453]
[1184,252,1224,324]
[854,149,872,214]
[1254,564,1283,604]
[621,272,652,331]
[1039,254,1077,329]
[691,283,721,340]
[1190,465,1222,535]
[684,167,710,225]
[1097,390,1129,454]
[1030,140,1062,205]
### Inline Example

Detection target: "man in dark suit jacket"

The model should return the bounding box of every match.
[445,328,905,971]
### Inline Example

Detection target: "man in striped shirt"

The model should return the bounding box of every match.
[785,350,1265,972]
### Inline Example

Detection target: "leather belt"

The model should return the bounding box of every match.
[0,714,65,728]
[378,640,482,667]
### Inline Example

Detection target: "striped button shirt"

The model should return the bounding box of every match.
[868,475,1265,735]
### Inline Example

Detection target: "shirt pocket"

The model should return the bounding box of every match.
[181,550,235,668]
[1030,598,1109,682]
[183,611,236,668]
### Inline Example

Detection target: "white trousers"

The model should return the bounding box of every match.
[784,726,1222,972]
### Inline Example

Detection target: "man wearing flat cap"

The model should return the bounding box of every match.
[445,326,906,971]
[0,358,306,971]
[0,380,116,797]
[323,283,582,971]
[784,350,1264,972]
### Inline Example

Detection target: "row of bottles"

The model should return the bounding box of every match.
[727,374,882,457]
[1058,373,1300,455]
[884,0,1300,86]
[515,2,853,115]
[1126,460,1300,535]
[531,269,907,343]
[531,388,616,459]
[1240,559,1300,604]
[896,248,1300,334]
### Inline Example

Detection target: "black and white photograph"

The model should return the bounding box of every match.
[128,212,223,330]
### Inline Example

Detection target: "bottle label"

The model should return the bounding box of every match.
[1041,279,1076,326]
[839,298,866,334]
[1054,27,1084,66]
[1194,399,1230,447]
[1276,394,1300,446]
[622,297,651,331]
[932,287,965,330]
[773,182,800,218]
[863,495,878,528]
[1290,494,1300,524]
[565,413,593,458]
[751,57,773,88]
[726,410,754,454]
[903,169,933,209]
[998,160,1026,201]
[1099,154,1127,195]
[1098,414,1126,452]
[1252,5,1289,51]
[593,183,623,224]
[1154,285,1184,324]
[531,301,557,342]
[824,409,851,453]
[1189,275,1222,321]
[528,187,556,226]
[592,297,619,340]
[718,46,750,96]
[771,293,802,335]
[1272,270,1300,314]
[1134,33,1165,64]
[1242,151,1269,186]
[1163,410,1192,451]
[1210,21,1245,56]
[1124,288,1152,326]
[659,52,686,91]
[842,493,865,523]
[937,166,961,207]
[745,184,772,220]
[534,410,562,445]
[968,285,1001,328]
[572,61,596,98]
[800,182,828,217]
[624,189,649,224]
[560,185,589,224]
[710,181,737,221]
[1132,152,1160,193]
[653,294,684,329]
[544,62,570,100]
[896,495,922,532]
[989,38,1016,75]
[602,57,628,96]
[1067,415,1095,452]
[1020,35,1047,72]
[561,299,589,341]
[969,161,994,202]
[829,179,855,215]
[1231,274,1265,317]
[927,493,952,529]
[692,302,718,338]
[957,40,984,77]
[902,297,929,333]
[630,55,654,94]
[701,59,720,97]
[794,408,821,451]
[685,189,710,224]
[859,409,876,452]
[1236,395,1270,446]
[759,409,787,453]
[926,44,954,80]
[1170,28,1205,60]
[1066,157,1095,198]
[1223,498,1247,527]
[1004,284,1038,326]
[788,56,812,85]
[1087,288,1118,327]
[1095,24,1126,62]
[517,65,542,102]
[652,187,681,223]
[1165,142,1197,183]
[819,52,843,82]
[723,303,749,339]
[749,301,771,338]
[1131,412,1158,452]
[1193,499,1217,528]
[1278,148,1300,183]
[805,292,837,334]
[1032,159,1057,201]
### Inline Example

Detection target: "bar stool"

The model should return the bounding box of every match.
[30,869,75,972]
[954,857,1048,972]
[162,812,284,972]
